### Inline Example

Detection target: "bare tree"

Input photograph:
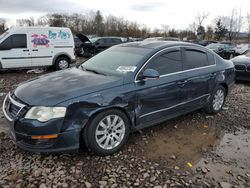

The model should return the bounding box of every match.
[218,9,243,41]
[0,18,7,34]
[188,22,197,34]
[205,26,213,40]
[17,17,35,26]
[161,24,169,37]
[37,15,49,26]
[195,12,209,40]
[246,12,250,42]
[196,12,209,26]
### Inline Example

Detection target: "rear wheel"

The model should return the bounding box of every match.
[83,109,130,156]
[205,86,226,114]
[55,56,70,70]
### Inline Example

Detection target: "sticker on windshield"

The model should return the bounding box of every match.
[116,66,136,73]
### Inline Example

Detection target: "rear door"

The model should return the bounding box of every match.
[180,47,217,110]
[29,30,53,67]
[0,34,31,68]
[135,48,186,127]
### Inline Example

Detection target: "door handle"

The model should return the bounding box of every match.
[23,49,29,52]
[32,49,38,51]
[177,80,188,87]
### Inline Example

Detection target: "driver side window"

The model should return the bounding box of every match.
[146,50,183,75]
[1,34,27,49]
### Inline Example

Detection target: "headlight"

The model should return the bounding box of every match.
[25,107,66,122]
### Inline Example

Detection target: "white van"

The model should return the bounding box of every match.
[0,27,76,70]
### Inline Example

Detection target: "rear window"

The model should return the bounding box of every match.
[111,38,122,43]
[184,49,209,70]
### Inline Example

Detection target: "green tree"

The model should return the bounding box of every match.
[205,26,213,40]
[214,19,227,41]
[197,25,205,39]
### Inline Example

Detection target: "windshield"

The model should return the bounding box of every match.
[0,31,9,40]
[206,44,224,49]
[80,47,151,77]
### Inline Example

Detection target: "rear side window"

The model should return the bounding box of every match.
[12,34,27,48]
[146,50,182,75]
[1,34,27,49]
[104,38,112,44]
[207,52,215,65]
[111,38,122,43]
[184,49,209,70]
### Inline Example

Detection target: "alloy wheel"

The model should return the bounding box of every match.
[212,89,225,111]
[58,60,69,70]
[95,115,125,150]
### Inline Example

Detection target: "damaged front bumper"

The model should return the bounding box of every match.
[2,93,80,153]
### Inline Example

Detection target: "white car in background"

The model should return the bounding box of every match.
[235,43,250,55]
[0,27,76,70]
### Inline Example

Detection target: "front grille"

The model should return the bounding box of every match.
[9,103,21,117]
[3,93,27,121]
[247,65,250,72]
[235,64,246,71]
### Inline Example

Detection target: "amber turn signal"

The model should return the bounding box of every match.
[31,134,58,139]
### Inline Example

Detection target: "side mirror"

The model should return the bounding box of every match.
[95,42,100,45]
[140,69,160,80]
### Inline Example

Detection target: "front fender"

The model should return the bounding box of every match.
[61,93,136,132]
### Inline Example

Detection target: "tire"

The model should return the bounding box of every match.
[54,56,70,70]
[83,109,130,156]
[204,86,226,114]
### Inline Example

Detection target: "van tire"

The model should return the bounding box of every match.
[54,56,70,70]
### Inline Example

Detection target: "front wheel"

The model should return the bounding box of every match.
[83,109,130,156]
[55,57,70,70]
[205,86,226,114]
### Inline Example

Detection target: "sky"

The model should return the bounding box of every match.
[0,0,250,30]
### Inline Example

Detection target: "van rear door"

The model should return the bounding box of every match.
[0,34,32,68]
[29,30,53,67]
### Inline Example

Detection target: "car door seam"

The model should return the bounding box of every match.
[139,94,210,118]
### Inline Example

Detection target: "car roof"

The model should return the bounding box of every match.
[117,41,202,50]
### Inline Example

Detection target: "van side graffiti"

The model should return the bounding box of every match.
[48,30,71,40]
[31,34,50,48]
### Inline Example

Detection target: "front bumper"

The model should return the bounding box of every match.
[2,93,80,153]
[234,64,250,81]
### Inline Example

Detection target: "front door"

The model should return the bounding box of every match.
[0,34,31,69]
[135,48,186,128]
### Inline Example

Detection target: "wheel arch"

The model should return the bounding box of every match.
[53,53,72,65]
[219,82,228,96]
[84,106,134,131]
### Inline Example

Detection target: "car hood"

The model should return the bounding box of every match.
[14,68,123,106]
[76,34,91,43]
[232,55,250,64]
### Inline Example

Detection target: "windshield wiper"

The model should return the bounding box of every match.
[81,66,106,76]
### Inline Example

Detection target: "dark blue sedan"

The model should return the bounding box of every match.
[3,41,235,155]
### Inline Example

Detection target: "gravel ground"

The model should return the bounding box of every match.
[0,68,250,188]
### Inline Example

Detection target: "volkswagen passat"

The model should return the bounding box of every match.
[3,41,235,155]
